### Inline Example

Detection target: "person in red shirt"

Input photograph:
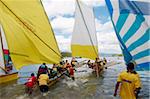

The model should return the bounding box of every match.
[24,73,37,95]
[69,65,75,81]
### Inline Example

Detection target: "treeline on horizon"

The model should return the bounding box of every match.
[61,52,123,57]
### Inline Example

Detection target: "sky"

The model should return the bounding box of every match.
[42,0,122,54]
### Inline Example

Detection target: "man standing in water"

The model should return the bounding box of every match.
[114,62,141,99]
[38,71,49,96]
[37,63,49,78]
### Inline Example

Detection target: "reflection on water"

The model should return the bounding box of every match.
[0,57,149,99]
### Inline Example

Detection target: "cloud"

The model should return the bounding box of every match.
[55,30,122,54]
[51,16,121,54]
[42,0,105,17]
[97,31,121,54]
[55,35,71,52]
[42,0,75,16]
[42,0,121,54]
[95,19,113,32]
[98,44,121,54]
[51,16,74,34]
[82,0,105,7]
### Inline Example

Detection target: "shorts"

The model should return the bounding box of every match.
[39,85,49,93]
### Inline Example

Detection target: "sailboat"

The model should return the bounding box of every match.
[71,0,105,77]
[71,0,98,60]
[0,25,18,84]
[0,0,61,83]
[105,0,150,70]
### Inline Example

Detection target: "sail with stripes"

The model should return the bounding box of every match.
[0,0,61,69]
[71,0,98,60]
[105,0,150,70]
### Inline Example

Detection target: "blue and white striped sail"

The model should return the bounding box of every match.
[105,0,150,71]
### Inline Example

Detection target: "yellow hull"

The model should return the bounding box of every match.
[0,72,18,84]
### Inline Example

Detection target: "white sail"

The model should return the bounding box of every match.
[1,25,8,50]
[71,0,98,59]
[0,25,5,75]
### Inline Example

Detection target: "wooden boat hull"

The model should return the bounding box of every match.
[0,72,18,84]
[48,79,58,87]
[48,72,65,87]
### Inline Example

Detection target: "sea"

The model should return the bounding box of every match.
[0,57,149,99]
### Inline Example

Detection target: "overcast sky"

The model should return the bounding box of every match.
[42,0,122,54]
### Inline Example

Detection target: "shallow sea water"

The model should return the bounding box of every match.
[0,57,149,99]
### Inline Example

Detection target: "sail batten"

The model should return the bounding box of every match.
[71,0,98,59]
[105,0,150,71]
[0,0,61,69]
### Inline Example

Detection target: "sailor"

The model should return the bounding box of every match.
[24,73,37,95]
[68,65,75,81]
[56,62,63,74]
[62,60,68,69]
[38,71,49,96]
[94,57,101,77]
[52,64,58,77]
[63,63,71,78]
[103,57,107,65]
[114,62,141,99]
[87,60,92,68]
[37,63,49,79]
[71,57,77,67]
[62,60,65,65]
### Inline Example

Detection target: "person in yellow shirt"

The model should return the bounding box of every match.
[38,72,49,95]
[114,62,141,99]
[63,60,68,69]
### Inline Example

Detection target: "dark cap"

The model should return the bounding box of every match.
[43,63,46,65]
[31,73,34,76]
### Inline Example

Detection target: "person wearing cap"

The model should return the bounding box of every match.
[113,62,141,99]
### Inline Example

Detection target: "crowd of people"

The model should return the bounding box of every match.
[24,57,142,98]
[24,58,77,96]
[87,57,107,77]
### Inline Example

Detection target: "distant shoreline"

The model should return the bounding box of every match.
[61,52,123,57]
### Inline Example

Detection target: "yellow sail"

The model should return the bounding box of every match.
[0,0,61,70]
[71,1,98,60]
[71,45,98,60]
